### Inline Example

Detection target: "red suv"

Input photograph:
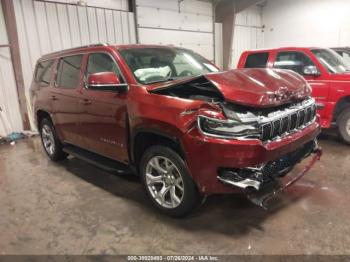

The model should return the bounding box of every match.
[31,44,321,216]
[238,47,350,143]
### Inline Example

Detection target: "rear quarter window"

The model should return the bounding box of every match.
[244,52,269,68]
[34,60,54,87]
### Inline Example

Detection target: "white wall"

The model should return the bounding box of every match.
[13,0,136,130]
[263,0,350,48]
[136,0,215,61]
[0,3,23,136]
[44,0,129,11]
[231,5,264,67]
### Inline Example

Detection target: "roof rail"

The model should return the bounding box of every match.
[66,43,109,52]
[42,43,110,57]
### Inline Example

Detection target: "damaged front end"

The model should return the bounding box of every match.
[149,70,321,208]
[218,140,322,209]
[149,76,225,103]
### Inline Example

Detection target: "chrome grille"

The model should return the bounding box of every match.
[261,103,317,142]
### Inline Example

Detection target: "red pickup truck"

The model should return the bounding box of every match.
[238,47,350,143]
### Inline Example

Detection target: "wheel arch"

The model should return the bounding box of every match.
[333,96,350,122]
[36,109,52,129]
[130,128,186,171]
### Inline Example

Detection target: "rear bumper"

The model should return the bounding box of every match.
[182,121,321,194]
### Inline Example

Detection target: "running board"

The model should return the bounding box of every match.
[63,145,132,175]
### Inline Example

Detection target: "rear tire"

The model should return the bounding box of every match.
[40,118,67,161]
[140,145,201,217]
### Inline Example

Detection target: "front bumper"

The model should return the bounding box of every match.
[182,121,321,194]
[247,147,322,208]
[217,139,320,191]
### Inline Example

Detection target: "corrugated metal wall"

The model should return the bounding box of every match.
[0,2,23,136]
[136,0,215,61]
[232,6,264,68]
[13,0,136,130]
[44,0,129,11]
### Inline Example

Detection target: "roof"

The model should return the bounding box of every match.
[38,43,186,61]
[242,46,327,53]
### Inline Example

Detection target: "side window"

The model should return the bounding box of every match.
[56,55,83,88]
[35,60,54,87]
[338,51,350,66]
[245,53,269,68]
[274,51,315,75]
[87,53,123,82]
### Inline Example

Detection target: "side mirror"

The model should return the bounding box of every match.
[303,65,320,76]
[87,72,127,92]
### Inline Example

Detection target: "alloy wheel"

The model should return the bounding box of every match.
[41,124,55,156]
[145,156,184,209]
[346,118,350,136]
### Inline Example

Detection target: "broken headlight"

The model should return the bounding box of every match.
[198,115,260,139]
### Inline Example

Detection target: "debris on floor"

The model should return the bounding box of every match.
[0,131,38,145]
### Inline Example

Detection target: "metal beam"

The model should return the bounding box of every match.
[128,0,135,12]
[235,0,264,13]
[215,0,263,70]
[215,0,235,70]
[1,0,30,130]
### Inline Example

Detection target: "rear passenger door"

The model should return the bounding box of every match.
[52,55,83,145]
[79,52,129,163]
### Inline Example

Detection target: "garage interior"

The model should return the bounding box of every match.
[1,0,350,256]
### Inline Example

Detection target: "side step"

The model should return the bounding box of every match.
[63,145,132,175]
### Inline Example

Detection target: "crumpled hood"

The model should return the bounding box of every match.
[148,68,311,107]
[204,68,311,107]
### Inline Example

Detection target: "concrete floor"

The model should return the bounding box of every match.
[0,134,350,255]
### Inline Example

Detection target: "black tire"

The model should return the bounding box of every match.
[140,145,201,217]
[337,108,350,144]
[39,118,68,161]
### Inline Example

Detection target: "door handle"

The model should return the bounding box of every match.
[82,99,92,105]
[51,95,58,101]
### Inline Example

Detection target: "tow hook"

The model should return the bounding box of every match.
[246,148,322,209]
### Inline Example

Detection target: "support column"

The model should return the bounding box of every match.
[1,0,30,130]
[215,0,263,70]
[215,0,235,70]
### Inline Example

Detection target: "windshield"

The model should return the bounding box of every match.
[311,48,350,74]
[119,47,219,84]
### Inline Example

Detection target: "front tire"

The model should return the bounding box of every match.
[337,108,350,144]
[40,118,67,161]
[140,145,201,217]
